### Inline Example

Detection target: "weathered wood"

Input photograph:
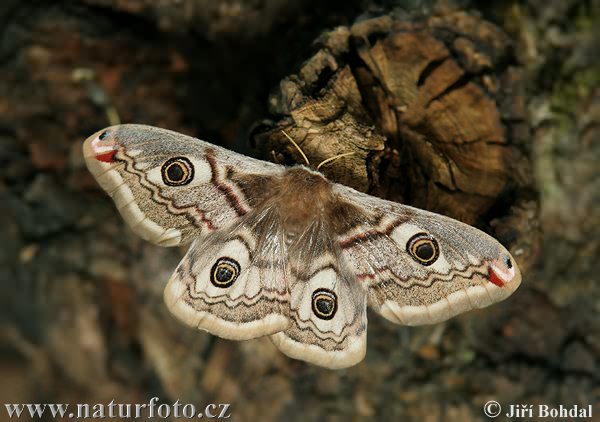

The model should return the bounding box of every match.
[251,9,534,245]
[1,1,599,420]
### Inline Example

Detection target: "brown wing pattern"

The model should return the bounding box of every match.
[332,184,522,326]
[84,124,521,369]
[83,124,285,246]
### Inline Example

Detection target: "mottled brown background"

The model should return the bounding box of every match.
[0,1,599,421]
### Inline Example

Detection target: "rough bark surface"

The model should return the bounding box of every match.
[1,1,599,421]
[253,11,531,226]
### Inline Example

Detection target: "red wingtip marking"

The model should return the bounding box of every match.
[96,151,117,163]
[488,267,505,287]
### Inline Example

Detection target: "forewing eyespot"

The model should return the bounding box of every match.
[407,232,440,266]
[311,288,337,320]
[161,157,194,186]
[210,257,240,288]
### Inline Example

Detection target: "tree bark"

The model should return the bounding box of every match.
[1,0,599,420]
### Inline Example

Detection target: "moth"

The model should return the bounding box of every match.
[83,124,521,369]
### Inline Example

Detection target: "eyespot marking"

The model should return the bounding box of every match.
[210,257,240,288]
[161,157,194,186]
[311,288,337,320]
[407,232,440,266]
